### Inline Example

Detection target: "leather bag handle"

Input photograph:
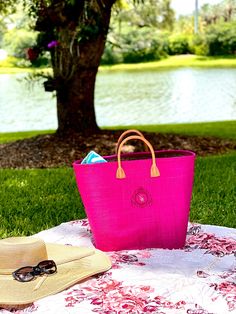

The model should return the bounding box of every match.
[115,129,149,154]
[116,135,160,179]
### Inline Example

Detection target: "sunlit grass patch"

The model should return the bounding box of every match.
[0,168,85,237]
[100,55,236,72]
[106,121,236,140]
[0,130,55,143]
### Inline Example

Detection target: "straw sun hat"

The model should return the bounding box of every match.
[0,236,111,306]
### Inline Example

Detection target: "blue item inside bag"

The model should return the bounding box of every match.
[81,151,107,164]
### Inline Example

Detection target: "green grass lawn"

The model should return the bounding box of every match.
[0,130,54,143]
[101,55,236,72]
[1,54,236,74]
[109,120,236,140]
[0,122,235,237]
[191,151,236,228]
[0,168,85,238]
[0,151,235,238]
[1,121,236,144]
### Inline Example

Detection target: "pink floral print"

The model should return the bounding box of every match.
[209,266,236,312]
[186,225,236,257]
[64,273,186,313]
[1,220,235,313]
[109,250,152,269]
[187,303,214,314]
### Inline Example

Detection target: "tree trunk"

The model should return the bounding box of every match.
[47,0,116,136]
[56,64,100,136]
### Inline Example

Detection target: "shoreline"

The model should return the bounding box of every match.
[1,55,236,74]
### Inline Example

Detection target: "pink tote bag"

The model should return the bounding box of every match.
[73,132,196,251]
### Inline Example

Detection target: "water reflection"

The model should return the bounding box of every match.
[95,68,236,126]
[0,73,57,132]
[0,68,236,132]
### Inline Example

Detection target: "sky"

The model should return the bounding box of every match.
[171,0,223,16]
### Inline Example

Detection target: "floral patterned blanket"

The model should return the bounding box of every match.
[1,220,235,314]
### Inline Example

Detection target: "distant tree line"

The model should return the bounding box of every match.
[0,0,236,66]
[101,0,236,63]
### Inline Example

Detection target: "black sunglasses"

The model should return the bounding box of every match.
[12,260,57,282]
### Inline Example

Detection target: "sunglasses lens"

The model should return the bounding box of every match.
[12,260,57,282]
[38,260,57,274]
[13,267,34,282]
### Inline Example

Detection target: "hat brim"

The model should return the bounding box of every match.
[0,244,111,305]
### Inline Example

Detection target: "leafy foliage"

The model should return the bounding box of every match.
[0,0,17,14]
[205,21,236,55]
[3,29,36,58]
[111,0,174,30]
[168,34,190,55]
[200,0,236,26]
[191,21,236,56]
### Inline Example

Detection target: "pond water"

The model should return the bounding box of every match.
[0,67,236,132]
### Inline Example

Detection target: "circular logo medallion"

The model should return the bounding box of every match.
[131,187,152,208]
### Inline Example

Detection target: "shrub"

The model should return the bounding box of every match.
[204,21,236,56]
[3,29,37,58]
[101,44,123,65]
[121,30,168,63]
[168,34,190,55]
[101,29,169,65]
[29,52,51,68]
[190,34,209,56]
